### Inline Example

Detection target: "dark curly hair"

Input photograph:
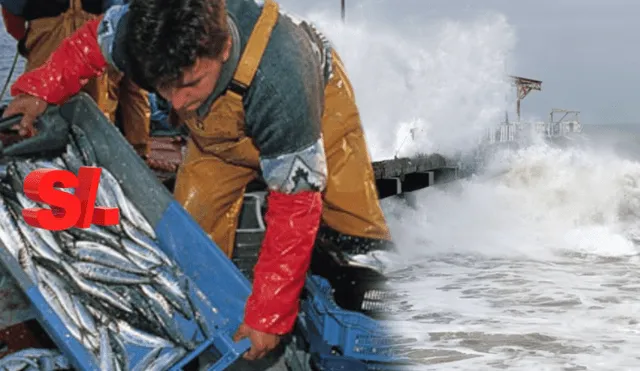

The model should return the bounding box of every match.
[127,0,229,90]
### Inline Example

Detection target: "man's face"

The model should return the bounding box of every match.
[157,37,232,116]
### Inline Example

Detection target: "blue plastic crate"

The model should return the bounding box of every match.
[297,275,412,371]
[0,93,252,370]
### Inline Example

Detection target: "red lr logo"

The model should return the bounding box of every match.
[22,166,120,231]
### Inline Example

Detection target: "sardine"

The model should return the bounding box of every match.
[60,261,133,313]
[141,284,174,317]
[120,237,163,268]
[52,157,67,170]
[37,355,55,371]
[101,169,156,238]
[98,327,115,371]
[69,240,148,275]
[131,347,164,371]
[53,354,70,369]
[15,218,61,264]
[109,328,129,371]
[144,287,194,350]
[34,160,64,170]
[5,162,24,195]
[3,348,60,359]
[0,196,28,259]
[72,295,99,336]
[149,271,193,320]
[122,220,171,266]
[72,262,153,285]
[67,225,121,250]
[0,163,7,180]
[0,356,40,371]
[38,269,82,329]
[186,281,214,339]
[147,347,186,371]
[39,283,85,344]
[111,319,174,349]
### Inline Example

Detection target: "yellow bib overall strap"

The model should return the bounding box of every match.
[225,0,279,102]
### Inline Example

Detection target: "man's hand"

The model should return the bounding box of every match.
[232,322,282,360]
[1,94,47,137]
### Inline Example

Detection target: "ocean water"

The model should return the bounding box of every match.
[290,3,640,371]
[3,4,640,371]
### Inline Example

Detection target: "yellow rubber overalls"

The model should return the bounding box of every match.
[103,65,152,157]
[22,0,108,109]
[173,0,390,257]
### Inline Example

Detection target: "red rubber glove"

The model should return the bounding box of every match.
[11,17,107,105]
[243,190,322,334]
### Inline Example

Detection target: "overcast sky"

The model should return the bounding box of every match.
[1,1,636,125]
[278,0,639,126]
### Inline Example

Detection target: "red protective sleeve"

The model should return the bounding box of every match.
[2,8,26,41]
[243,190,322,334]
[10,17,107,105]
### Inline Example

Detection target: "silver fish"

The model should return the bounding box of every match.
[39,283,85,345]
[109,328,129,371]
[69,240,148,275]
[120,237,163,268]
[72,262,153,285]
[0,356,40,371]
[52,157,67,170]
[144,288,194,350]
[141,284,174,317]
[72,295,99,336]
[131,347,164,371]
[67,225,121,250]
[0,196,28,259]
[17,239,38,284]
[34,160,64,170]
[122,220,171,267]
[38,269,82,329]
[53,354,70,369]
[147,347,187,371]
[186,281,214,339]
[14,193,64,254]
[98,327,115,371]
[37,355,55,371]
[149,272,193,320]
[3,348,60,359]
[15,218,60,264]
[60,261,133,313]
[100,168,156,238]
[110,319,174,349]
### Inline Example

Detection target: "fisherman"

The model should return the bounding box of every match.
[2,0,394,361]
[0,0,152,160]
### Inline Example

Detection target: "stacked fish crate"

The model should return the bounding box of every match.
[0,93,252,370]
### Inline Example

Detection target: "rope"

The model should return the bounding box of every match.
[0,49,20,103]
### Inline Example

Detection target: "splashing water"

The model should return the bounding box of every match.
[287,2,640,370]
[299,7,515,160]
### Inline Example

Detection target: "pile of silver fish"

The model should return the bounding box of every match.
[0,348,69,371]
[0,127,214,371]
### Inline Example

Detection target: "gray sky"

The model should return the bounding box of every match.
[278,0,639,126]
[0,1,636,125]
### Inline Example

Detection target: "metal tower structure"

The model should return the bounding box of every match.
[510,75,542,121]
[341,0,345,22]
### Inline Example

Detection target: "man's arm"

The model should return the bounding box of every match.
[1,7,26,41]
[10,4,130,105]
[242,52,328,335]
